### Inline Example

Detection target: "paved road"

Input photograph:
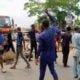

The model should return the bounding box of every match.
[0,49,76,80]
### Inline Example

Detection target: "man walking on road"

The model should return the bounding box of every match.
[35,9,61,80]
[28,24,37,61]
[72,26,80,79]
[11,27,30,69]
[61,27,72,67]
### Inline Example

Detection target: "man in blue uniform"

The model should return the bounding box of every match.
[35,9,61,80]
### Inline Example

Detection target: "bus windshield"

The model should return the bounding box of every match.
[0,16,11,28]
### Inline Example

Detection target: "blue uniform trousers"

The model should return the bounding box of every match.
[39,60,58,80]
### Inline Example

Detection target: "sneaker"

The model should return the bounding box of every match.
[1,69,6,73]
[10,66,16,69]
[64,65,70,68]
[29,59,33,62]
[25,64,31,69]
[74,75,78,79]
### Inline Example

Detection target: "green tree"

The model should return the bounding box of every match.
[24,0,79,16]
[56,11,67,28]
[24,0,80,28]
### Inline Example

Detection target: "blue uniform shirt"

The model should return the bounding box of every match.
[37,13,61,63]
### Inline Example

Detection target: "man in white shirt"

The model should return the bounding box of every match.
[72,26,80,79]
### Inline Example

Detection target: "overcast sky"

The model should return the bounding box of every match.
[0,0,37,28]
[0,0,79,28]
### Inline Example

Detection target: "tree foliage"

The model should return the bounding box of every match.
[24,0,80,28]
[24,0,80,16]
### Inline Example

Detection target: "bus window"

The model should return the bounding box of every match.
[0,17,11,28]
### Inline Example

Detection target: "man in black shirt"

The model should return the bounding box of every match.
[28,24,37,61]
[7,30,15,53]
[61,27,72,67]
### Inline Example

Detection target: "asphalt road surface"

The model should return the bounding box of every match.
[0,47,77,80]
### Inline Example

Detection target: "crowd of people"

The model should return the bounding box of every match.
[0,9,80,80]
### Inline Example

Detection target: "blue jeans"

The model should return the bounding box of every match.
[73,56,80,77]
[14,46,29,66]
